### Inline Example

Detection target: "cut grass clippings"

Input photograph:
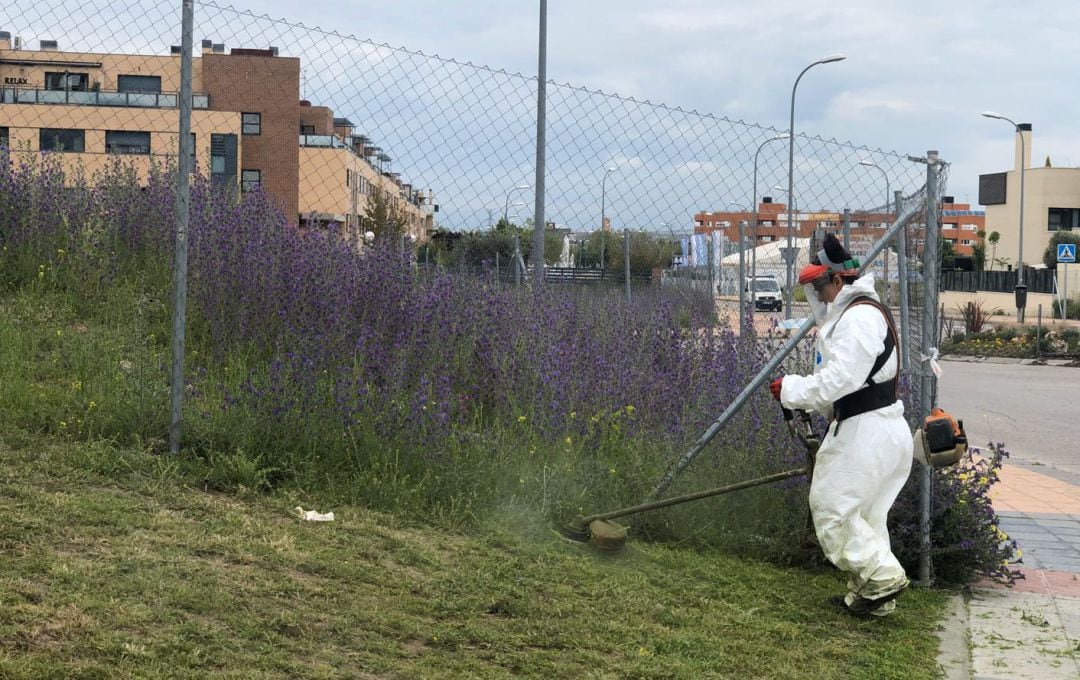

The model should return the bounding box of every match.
[0,434,946,679]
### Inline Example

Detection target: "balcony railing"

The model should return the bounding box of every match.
[299,134,350,149]
[0,87,209,110]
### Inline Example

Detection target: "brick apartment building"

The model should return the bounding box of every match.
[694,194,985,258]
[0,32,432,239]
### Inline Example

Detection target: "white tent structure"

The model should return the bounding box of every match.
[718,238,810,295]
[718,236,903,296]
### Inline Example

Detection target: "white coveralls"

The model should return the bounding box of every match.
[780,274,912,608]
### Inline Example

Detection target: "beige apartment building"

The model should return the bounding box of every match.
[297,104,432,241]
[0,31,432,240]
[980,124,1080,271]
[0,34,242,183]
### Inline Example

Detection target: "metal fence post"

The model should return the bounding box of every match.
[513,234,522,286]
[168,0,194,455]
[917,150,942,587]
[1037,304,1042,356]
[738,220,746,336]
[707,232,715,301]
[531,0,547,281]
[624,228,631,303]
[895,190,911,375]
[842,207,851,251]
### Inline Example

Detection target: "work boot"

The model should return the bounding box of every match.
[847,580,908,616]
[830,594,898,620]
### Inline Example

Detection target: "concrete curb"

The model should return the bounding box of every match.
[936,592,971,680]
[939,355,1077,367]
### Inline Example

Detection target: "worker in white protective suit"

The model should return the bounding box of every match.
[768,234,912,619]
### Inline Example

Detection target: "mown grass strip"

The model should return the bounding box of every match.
[0,437,945,679]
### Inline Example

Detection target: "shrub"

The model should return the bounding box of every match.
[956,300,997,334]
[1051,298,1080,320]
[890,443,1021,586]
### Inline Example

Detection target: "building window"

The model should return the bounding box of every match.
[1047,207,1080,232]
[961,239,973,246]
[961,223,979,231]
[346,169,351,187]
[39,128,85,152]
[210,133,237,187]
[44,72,89,91]
[117,75,162,93]
[241,169,261,193]
[300,124,315,134]
[242,112,261,135]
[105,130,151,155]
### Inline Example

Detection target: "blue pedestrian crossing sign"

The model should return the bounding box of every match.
[1058,243,1076,263]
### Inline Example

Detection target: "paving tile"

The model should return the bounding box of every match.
[968,590,1080,680]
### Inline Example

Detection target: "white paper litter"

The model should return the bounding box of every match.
[295,506,335,522]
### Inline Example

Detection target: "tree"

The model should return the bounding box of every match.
[606,230,679,275]
[971,230,987,271]
[364,189,411,243]
[987,231,1000,270]
[1042,231,1080,269]
[971,243,986,271]
[940,239,956,269]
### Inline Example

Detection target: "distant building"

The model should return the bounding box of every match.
[694,194,984,259]
[939,197,985,258]
[979,124,1079,270]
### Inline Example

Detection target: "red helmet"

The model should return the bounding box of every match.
[797,263,830,285]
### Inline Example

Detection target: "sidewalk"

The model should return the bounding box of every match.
[936,458,1080,679]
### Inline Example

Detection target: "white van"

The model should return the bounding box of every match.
[745,275,783,312]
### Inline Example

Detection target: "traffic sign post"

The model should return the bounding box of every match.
[1058,243,1075,321]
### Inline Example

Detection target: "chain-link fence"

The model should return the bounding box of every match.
[1,0,952,578]
[3,1,933,248]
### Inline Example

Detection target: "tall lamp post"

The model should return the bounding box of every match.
[751,133,790,284]
[982,111,1028,322]
[599,165,616,269]
[858,159,891,304]
[503,184,531,225]
[786,53,846,318]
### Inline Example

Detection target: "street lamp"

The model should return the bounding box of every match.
[505,201,528,224]
[786,53,846,318]
[599,165,617,268]
[751,133,790,285]
[982,111,1028,321]
[503,183,531,225]
[858,159,891,304]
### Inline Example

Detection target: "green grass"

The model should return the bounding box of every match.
[0,434,946,679]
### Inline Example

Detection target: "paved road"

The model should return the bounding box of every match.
[936,359,1080,476]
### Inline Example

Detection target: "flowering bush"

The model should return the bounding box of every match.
[0,153,1018,584]
[942,325,1079,358]
[890,443,1022,585]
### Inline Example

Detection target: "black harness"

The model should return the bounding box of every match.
[831,296,900,424]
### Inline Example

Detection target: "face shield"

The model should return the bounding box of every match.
[798,264,832,325]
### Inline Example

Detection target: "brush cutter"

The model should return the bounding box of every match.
[560,407,820,551]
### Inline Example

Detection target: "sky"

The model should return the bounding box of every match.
[250,0,1080,209]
